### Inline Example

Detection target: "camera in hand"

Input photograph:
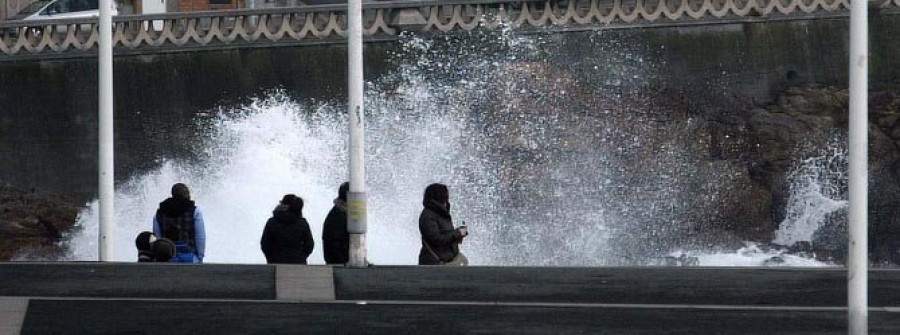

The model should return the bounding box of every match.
[457,221,469,237]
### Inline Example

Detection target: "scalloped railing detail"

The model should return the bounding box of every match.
[0,0,893,57]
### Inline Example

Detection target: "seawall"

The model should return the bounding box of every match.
[3,16,899,194]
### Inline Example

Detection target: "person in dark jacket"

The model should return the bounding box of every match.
[153,183,206,263]
[151,238,177,262]
[134,231,176,262]
[418,183,468,265]
[322,182,350,265]
[135,231,156,262]
[261,194,315,264]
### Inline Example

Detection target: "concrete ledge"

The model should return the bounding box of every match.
[0,263,275,300]
[4,264,900,334]
[275,265,335,301]
[0,298,28,335]
[4,263,900,308]
[334,267,900,307]
[18,299,900,334]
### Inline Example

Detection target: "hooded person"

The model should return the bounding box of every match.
[135,231,157,262]
[135,232,176,262]
[322,182,350,265]
[153,183,206,263]
[418,183,468,265]
[152,238,177,262]
[272,194,296,212]
[260,194,315,264]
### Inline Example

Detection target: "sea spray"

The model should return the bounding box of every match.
[57,29,823,266]
[774,138,848,246]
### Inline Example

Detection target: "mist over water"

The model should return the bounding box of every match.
[61,29,840,266]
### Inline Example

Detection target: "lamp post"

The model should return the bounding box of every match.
[847,0,869,333]
[98,0,115,261]
[346,0,367,268]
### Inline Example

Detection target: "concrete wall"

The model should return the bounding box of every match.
[1,16,899,196]
[0,44,394,196]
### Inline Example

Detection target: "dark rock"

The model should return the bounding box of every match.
[0,183,80,260]
[876,113,900,129]
[476,62,900,264]
[741,85,900,263]
[890,123,900,140]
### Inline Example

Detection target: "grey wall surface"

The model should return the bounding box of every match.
[1,16,898,196]
[0,44,394,196]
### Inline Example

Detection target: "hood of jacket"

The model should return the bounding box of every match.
[159,197,196,216]
[272,204,288,216]
[333,198,347,212]
[423,199,451,219]
[273,209,300,225]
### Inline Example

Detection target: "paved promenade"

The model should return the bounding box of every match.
[0,263,899,334]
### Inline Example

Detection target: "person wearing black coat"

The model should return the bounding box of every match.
[418,183,468,265]
[322,182,350,265]
[135,231,156,262]
[134,231,176,262]
[260,195,315,264]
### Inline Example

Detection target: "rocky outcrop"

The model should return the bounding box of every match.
[0,182,81,260]
[715,85,900,262]
[480,59,900,264]
[738,86,849,231]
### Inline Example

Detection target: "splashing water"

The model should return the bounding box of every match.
[66,91,500,265]
[57,30,842,267]
[774,140,848,246]
[675,139,847,267]
[67,97,349,264]
[670,242,831,267]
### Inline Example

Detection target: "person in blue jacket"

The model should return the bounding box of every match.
[153,183,206,263]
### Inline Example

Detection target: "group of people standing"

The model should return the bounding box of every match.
[258,182,353,265]
[136,183,206,263]
[136,182,469,266]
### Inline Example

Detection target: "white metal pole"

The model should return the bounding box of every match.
[98,0,115,261]
[848,0,869,333]
[346,0,367,268]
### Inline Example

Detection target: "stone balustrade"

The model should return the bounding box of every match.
[0,0,897,59]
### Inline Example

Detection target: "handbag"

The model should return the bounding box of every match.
[422,238,468,266]
[447,251,469,266]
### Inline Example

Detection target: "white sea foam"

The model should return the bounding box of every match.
[58,31,847,267]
